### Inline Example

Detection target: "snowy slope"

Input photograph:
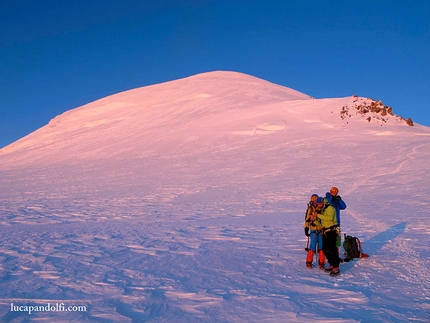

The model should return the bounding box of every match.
[0,71,311,165]
[0,71,429,322]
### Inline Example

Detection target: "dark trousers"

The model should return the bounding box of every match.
[323,230,340,268]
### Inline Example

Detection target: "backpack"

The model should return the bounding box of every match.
[343,234,369,261]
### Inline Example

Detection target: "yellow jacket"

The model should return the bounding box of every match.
[313,200,338,229]
[304,202,322,230]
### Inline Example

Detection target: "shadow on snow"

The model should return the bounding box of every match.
[362,222,407,256]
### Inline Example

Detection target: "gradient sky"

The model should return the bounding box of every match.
[1,0,429,148]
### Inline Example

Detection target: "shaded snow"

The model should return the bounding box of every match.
[0,71,429,322]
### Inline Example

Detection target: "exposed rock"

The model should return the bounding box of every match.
[342,96,413,126]
[387,107,394,116]
[406,118,414,126]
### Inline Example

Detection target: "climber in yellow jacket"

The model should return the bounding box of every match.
[311,197,341,276]
[304,194,325,269]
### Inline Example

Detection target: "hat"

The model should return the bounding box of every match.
[316,197,324,204]
[330,187,339,196]
[310,194,318,206]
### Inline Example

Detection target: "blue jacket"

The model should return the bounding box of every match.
[325,192,346,226]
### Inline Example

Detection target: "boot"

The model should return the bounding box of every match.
[306,250,314,268]
[330,267,340,276]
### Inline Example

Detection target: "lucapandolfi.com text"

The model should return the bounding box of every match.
[10,303,87,315]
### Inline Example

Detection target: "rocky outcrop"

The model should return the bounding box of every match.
[340,96,413,126]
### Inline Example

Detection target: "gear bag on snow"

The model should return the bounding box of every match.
[343,234,369,261]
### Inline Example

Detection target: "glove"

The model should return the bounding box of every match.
[336,195,342,201]
[304,227,310,237]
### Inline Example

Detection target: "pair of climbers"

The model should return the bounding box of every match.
[304,187,346,276]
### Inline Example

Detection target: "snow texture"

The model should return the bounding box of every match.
[0,71,429,322]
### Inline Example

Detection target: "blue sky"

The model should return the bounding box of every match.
[1,0,429,148]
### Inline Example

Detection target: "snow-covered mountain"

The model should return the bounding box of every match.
[0,71,429,322]
[0,71,311,165]
[0,71,418,167]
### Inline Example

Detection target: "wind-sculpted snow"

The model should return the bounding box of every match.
[0,71,429,322]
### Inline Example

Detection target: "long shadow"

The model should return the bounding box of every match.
[362,222,407,256]
[339,222,407,272]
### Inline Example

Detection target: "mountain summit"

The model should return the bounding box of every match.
[0,71,423,168]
